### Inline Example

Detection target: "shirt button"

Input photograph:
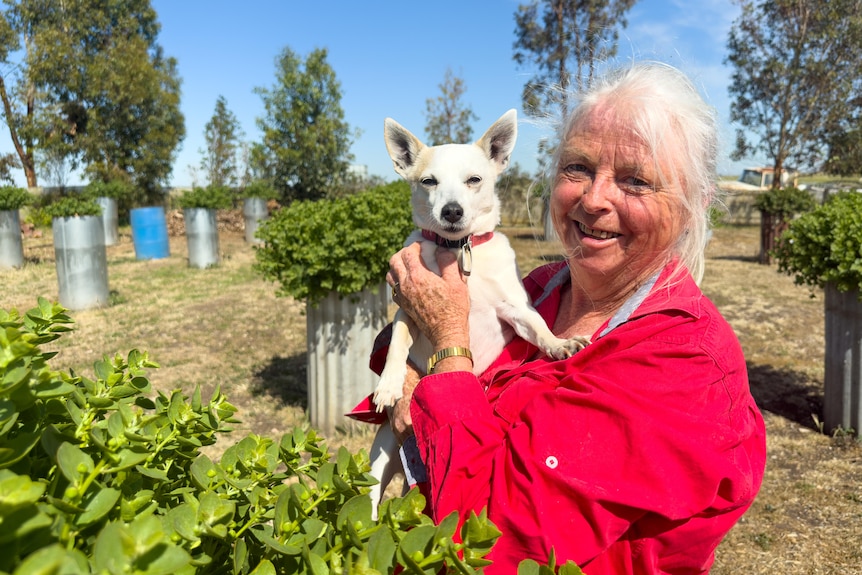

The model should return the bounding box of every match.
[545,455,558,469]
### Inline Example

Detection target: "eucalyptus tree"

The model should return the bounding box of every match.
[201,95,243,188]
[726,0,862,185]
[254,47,353,202]
[0,0,184,194]
[512,0,637,119]
[424,68,478,145]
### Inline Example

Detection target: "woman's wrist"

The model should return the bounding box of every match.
[426,354,474,375]
[427,346,473,373]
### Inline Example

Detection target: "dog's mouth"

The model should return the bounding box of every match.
[439,222,467,236]
[578,221,621,240]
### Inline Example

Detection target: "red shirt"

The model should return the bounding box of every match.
[399,261,766,574]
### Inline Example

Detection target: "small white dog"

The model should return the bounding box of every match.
[366,109,589,515]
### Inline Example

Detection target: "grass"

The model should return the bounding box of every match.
[2,211,861,573]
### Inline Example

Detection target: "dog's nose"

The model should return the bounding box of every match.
[441,202,463,224]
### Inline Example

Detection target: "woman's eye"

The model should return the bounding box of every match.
[621,176,654,194]
[421,177,438,187]
[563,163,589,175]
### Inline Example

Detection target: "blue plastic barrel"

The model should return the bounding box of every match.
[130,206,169,260]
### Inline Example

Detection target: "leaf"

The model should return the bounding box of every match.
[0,504,52,544]
[135,464,169,481]
[92,521,136,573]
[104,448,150,473]
[56,442,94,484]
[77,487,120,526]
[106,411,125,439]
[233,537,249,575]
[366,527,396,574]
[396,525,436,570]
[250,525,302,556]
[248,559,276,575]
[0,426,41,468]
[336,494,373,534]
[198,491,236,531]
[558,561,586,575]
[301,541,331,575]
[30,378,76,399]
[459,509,502,567]
[0,469,45,510]
[300,517,328,544]
[166,504,199,543]
[190,455,217,489]
[12,544,88,575]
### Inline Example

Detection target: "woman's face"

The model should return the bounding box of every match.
[551,107,686,290]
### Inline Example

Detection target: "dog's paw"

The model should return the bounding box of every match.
[372,383,403,412]
[546,336,591,360]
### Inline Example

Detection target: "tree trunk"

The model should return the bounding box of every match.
[0,75,38,187]
[758,211,789,265]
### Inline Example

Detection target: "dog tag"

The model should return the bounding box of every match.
[459,242,473,276]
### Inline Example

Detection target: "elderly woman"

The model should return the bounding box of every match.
[382,62,766,573]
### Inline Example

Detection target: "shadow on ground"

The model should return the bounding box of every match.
[251,353,308,409]
[747,362,823,430]
[711,254,761,264]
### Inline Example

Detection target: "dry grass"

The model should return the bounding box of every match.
[2,214,861,573]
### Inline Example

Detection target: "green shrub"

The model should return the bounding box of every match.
[254,181,414,306]
[242,180,277,200]
[753,186,816,217]
[774,192,862,294]
[42,196,102,218]
[176,185,233,210]
[0,298,510,574]
[0,186,33,211]
[84,180,133,201]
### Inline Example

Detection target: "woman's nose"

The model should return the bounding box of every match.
[581,175,616,212]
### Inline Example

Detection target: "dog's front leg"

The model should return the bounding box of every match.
[500,301,590,359]
[367,420,401,520]
[374,309,416,410]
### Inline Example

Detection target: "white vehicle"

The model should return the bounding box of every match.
[719,167,798,192]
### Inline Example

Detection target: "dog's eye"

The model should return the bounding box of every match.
[466,176,482,186]
[421,177,437,187]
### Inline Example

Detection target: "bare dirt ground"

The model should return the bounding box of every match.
[2,212,860,573]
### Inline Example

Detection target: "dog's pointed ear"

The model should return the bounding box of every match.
[384,118,425,178]
[476,109,518,175]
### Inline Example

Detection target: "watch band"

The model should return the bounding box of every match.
[427,346,473,373]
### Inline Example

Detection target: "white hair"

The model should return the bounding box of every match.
[550,61,719,284]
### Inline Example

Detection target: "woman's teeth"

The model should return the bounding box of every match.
[578,222,620,240]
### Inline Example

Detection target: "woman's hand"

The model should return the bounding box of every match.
[386,243,470,350]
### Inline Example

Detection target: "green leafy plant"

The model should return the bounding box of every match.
[0,186,33,211]
[84,180,133,201]
[0,298,507,574]
[254,181,414,306]
[176,185,234,210]
[242,180,277,201]
[773,191,862,294]
[42,196,102,218]
[753,186,816,217]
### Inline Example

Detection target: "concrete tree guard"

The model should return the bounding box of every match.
[0,209,24,269]
[184,207,220,268]
[52,215,109,310]
[305,283,389,435]
[824,284,862,434]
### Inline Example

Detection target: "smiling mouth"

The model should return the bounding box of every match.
[578,222,621,240]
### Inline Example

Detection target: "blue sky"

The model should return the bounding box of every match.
[5,0,752,187]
